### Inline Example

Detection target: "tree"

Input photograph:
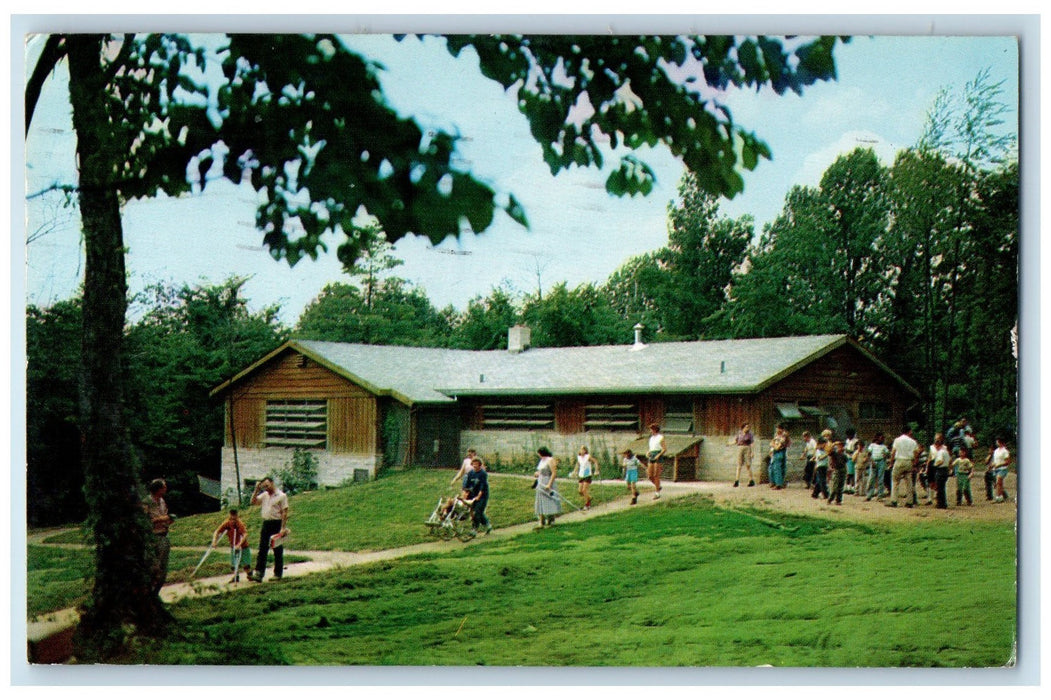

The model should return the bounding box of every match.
[715,149,891,341]
[520,281,630,348]
[26,32,842,656]
[26,300,86,527]
[657,174,753,339]
[451,285,521,350]
[295,279,452,346]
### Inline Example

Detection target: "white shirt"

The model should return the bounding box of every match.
[891,434,919,462]
[804,438,817,459]
[258,489,288,521]
[930,445,950,468]
[576,454,594,478]
[992,446,1010,468]
[867,443,890,462]
[648,434,664,452]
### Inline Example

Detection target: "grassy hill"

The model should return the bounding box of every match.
[35,472,1014,668]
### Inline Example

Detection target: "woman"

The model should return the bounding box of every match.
[534,447,562,528]
[572,445,600,510]
[646,423,667,499]
[865,432,890,501]
[732,423,756,488]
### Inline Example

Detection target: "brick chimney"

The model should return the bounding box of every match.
[508,325,531,353]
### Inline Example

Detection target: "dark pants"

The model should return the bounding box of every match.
[956,479,973,505]
[934,467,950,508]
[984,470,996,500]
[804,459,815,487]
[255,518,284,579]
[811,466,829,499]
[151,533,170,595]
[471,497,490,530]
[829,468,845,503]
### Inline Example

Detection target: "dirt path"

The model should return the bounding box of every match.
[27,472,1016,654]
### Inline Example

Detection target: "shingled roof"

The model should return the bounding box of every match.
[212,334,919,406]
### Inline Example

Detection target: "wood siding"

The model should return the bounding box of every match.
[759,345,914,438]
[556,401,586,434]
[223,350,378,453]
[697,395,759,436]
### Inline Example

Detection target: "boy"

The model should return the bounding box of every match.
[953,447,975,506]
[828,440,847,505]
[622,449,641,505]
[212,508,252,583]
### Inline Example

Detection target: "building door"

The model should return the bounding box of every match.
[414,408,461,467]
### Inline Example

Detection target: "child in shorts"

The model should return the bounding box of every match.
[212,508,252,582]
[622,449,641,505]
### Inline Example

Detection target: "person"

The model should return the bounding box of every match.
[827,440,847,505]
[953,447,975,506]
[249,477,289,582]
[646,423,667,499]
[534,447,562,528]
[439,490,471,520]
[571,445,600,510]
[843,429,859,494]
[989,437,1012,503]
[928,433,952,509]
[768,424,791,490]
[865,433,890,501]
[144,478,173,595]
[451,448,482,488]
[212,508,252,582]
[810,435,830,501]
[621,449,641,505]
[800,430,817,489]
[851,438,870,498]
[732,423,756,488]
[887,426,920,508]
[463,457,492,536]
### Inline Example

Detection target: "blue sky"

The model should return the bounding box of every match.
[23,29,1020,327]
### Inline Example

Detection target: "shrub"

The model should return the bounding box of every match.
[277,448,320,496]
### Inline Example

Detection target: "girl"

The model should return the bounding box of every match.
[621,449,641,505]
[572,446,600,510]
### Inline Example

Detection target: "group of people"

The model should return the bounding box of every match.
[778,417,1013,510]
[144,474,291,593]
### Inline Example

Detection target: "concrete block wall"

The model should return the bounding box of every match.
[221,447,378,499]
[460,430,635,471]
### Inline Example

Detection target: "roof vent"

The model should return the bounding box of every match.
[508,325,531,354]
[630,323,647,352]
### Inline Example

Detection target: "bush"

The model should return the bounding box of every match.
[277,448,320,496]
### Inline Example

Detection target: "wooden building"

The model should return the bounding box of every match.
[211,332,920,495]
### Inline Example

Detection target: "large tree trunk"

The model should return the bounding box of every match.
[66,34,169,660]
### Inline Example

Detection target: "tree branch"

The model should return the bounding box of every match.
[25,34,66,136]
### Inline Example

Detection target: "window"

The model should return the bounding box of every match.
[664,399,695,433]
[265,399,327,448]
[585,403,639,432]
[481,403,555,430]
[859,402,891,420]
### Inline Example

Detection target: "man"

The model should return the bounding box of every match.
[250,477,289,582]
[463,457,493,536]
[800,430,817,489]
[768,424,791,490]
[887,426,920,508]
[732,423,756,488]
[144,478,173,595]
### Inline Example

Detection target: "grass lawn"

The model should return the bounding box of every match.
[28,469,624,616]
[112,494,1016,667]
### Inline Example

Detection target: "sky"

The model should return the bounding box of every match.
[22,24,1021,329]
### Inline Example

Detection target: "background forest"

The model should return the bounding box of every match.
[26,70,1017,528]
